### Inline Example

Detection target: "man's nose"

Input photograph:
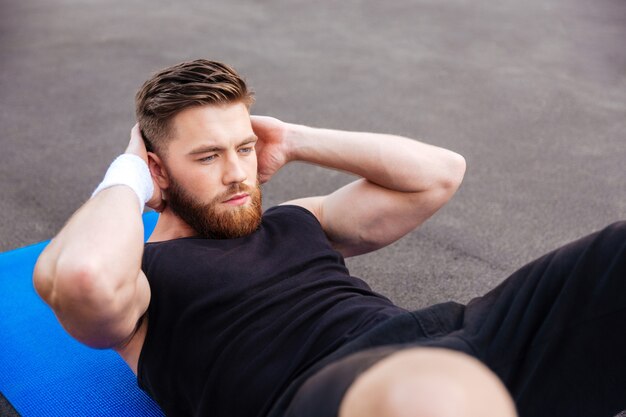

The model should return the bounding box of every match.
[222,153,247,185]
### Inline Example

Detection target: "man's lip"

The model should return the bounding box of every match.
[223,193,249,202]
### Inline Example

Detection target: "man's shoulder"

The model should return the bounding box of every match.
[264,204,322,230]
[265,203,316,218]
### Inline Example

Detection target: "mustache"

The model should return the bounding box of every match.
[214,182,258,203]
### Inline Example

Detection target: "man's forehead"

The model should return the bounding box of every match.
[168,103,254,149]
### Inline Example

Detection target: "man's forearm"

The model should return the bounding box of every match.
[34,186,144,334]
[34,125,155,348]
[284,124,465,193]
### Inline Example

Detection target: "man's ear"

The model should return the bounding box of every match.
[147,152,170,189]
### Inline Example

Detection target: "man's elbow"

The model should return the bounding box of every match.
[33,249,56,304]
[440,151,466,194]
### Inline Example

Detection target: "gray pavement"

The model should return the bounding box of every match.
[1,0,625,309]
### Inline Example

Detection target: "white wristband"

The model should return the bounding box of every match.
[92,154,154,212]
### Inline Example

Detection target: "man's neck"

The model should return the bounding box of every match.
[147,208,196,243]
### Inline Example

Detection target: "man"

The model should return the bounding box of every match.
[33,59,625,417]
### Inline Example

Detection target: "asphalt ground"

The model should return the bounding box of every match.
[1,0,625,311]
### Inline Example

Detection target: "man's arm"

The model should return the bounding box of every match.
[32,126,157,349]
[252,117,466,257]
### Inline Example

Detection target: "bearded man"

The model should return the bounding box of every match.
[33,59,626,417]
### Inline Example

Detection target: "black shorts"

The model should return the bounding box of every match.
[268,222,626,417]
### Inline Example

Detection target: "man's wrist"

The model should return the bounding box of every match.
[91,154,154,212]
[283,123,313,163]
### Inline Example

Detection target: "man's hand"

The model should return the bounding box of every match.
[125,124,165,212]
[251,116,291,184]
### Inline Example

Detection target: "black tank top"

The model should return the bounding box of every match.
[138,205,407,417]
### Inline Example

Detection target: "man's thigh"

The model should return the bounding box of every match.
[284,346,401,417]
[286,345,516,417]
[462,221,626,416]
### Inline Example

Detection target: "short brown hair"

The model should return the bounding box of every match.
[135,59,254,154]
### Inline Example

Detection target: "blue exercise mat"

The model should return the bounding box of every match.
[0,212,164,417]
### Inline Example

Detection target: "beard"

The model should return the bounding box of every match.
[166,177,263,239]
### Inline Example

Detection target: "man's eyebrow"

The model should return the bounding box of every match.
[238,135,258,146]
[188,135,258,155]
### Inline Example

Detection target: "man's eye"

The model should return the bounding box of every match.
[239,147,254,154]
[199,155,217,162]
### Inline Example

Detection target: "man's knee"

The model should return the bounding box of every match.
[339,347,517,417]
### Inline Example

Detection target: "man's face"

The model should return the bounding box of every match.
[160,103,262,239]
